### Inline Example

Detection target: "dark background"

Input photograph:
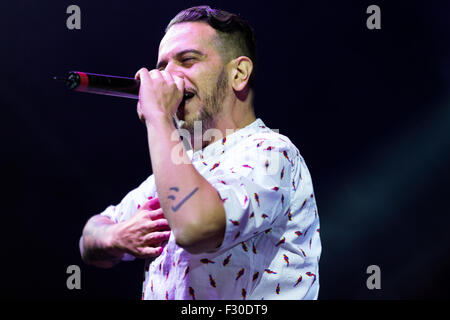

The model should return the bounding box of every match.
[1,0,449,300]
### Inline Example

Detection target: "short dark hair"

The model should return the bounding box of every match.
[166,6,257,88]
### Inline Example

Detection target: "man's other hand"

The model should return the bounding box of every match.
[111,197,171,259]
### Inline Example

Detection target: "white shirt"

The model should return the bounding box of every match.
[101,118,321,300]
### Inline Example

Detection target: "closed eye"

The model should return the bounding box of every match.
[157,49,205,69]
[181,57,196,64]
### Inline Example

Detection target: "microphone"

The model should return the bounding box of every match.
[55,71,187,129]
[54,71,139,99]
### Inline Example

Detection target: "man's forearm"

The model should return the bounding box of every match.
[145,115,225,253]
[80,215,123,268]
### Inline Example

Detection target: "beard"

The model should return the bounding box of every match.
[182,68,228,136]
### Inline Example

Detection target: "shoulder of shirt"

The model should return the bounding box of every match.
[240,128,301,155]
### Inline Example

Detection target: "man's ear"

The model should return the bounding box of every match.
[230,56,253,92]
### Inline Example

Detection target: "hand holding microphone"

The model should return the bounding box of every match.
[134,68,185,125]
[54,70,187,125]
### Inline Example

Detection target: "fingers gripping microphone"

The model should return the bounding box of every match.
[54,71,140,99]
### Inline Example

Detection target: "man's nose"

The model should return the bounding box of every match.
[164,61,185,79]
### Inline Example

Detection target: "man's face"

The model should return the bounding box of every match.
[157,22,229,134]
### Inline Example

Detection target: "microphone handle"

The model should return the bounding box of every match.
[63,71,140,99]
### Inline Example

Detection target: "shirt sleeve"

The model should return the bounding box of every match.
[99,174,157,261]
[207,135,296,253]
[100,174,157,223]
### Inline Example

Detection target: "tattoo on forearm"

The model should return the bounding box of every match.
[167,187,199,212]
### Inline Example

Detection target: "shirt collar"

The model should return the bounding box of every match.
[190,118,268,162]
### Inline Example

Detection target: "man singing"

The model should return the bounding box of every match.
[79,5,321,300]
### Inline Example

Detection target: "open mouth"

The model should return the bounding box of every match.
[184,90,195,101]
[177,89,196,121]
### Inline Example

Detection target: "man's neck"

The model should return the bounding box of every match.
[190,90,257,151]
[194,109,256,151]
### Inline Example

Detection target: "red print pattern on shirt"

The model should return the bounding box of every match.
[223,254,232,266]
[127,120,321,300]
[294,275,303,287]
[236,268,245,280]
[210,162,220,171]
[276,237,286,247]
[183,266,190,278]
[241,288,247,300]
[283,254,290,267]
[229,219,240,226]
[209,274,217,288]
[306,272,317,286]
[254,193,260,207]
[188,287,196,300]
[200,258,215,264]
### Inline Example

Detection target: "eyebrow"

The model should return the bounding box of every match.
[156,49,205,69]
